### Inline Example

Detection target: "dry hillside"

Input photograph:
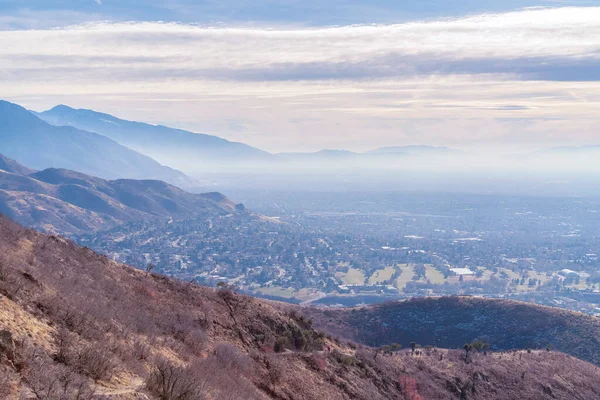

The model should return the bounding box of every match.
[307,296,600,366]
[0,154,242,235]
[1,214,600,399]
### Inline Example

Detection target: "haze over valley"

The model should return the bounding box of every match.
[2,1,600,399]
[2,100,600,316]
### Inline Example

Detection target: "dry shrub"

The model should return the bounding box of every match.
[415,358,428,371]
[307,353,328,371]
[146,352,263,400]
[54,327,77,364]
[265,354,286,384]
[214,343,251,374]
[198,302,214,330]
[0,366,17,398]
[184,329,207,354]
[0,258,8,281]
[145,360,205,400]
[76,344,117,381]
[190,357,264,400]
[18,341,95,400]
[0,265,32,300]
[399,375,424,400]
[132,340,151,361]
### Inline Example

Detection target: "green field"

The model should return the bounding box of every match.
[499,268,520,280]
[424,265,445,284]
[338,267,366,285]
[396,265,415,291]
[333,262,582,296]
[564,281,590,291]
[368,266,396,284]
[256,286,295,298]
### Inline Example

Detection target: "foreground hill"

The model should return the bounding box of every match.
[0,100,188,186]
[2,216,600,399]
[38,104,272,172]
[308,296,600,366]
[0,155,242,235]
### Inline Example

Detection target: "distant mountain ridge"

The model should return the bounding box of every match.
[545,145,600,153]
[0,154,243,235]
[38,104,272,172]
[36,104,470,171]
[278,146,462,159]
[369,145,463,155]
[0,100,189,186]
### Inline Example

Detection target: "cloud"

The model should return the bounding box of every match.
[2,7,600,77]
[1,7,600,151]
[95,0,102,5]
[1,7,599,81]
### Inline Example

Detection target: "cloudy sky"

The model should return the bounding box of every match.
[1,1,600,152]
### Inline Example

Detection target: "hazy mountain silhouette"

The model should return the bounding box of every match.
[369,145,463,155]
[545,145,600,154]
[38,104,272,172]
[0,100,189,186]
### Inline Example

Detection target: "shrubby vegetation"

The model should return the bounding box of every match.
[307,296,600,367]
[2,215,600,399]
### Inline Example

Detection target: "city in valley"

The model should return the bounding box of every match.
[78,191,600,314]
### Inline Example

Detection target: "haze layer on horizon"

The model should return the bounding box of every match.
[1,1,600,153]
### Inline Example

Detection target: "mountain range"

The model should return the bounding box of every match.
[38,104,272,172]
[35,103,465,171]
[0,100,189,186]
[2,214,600,399]
[0,153,242,235]
[6,99,600,179]
[545,145,600,154]
[277,146,462,163]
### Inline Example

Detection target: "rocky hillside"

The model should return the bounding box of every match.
[2,215,600,399]
[0,154,243,235]
[307,296,600,366]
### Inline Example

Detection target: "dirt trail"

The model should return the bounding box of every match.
[94,377,146,399]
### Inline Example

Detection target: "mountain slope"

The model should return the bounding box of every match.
[36,104,469,173]
[0,155,242,235]
[0,100,188,186]
[0,154,35,176]
[2,215,600,399]
[308,296,600,366]
[273,147,465,170]
[38,104,272,172]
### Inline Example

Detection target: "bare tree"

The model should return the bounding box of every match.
[145,360,205,400]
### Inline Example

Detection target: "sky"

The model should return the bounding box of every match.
[1,1,600,153]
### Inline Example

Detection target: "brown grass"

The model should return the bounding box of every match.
[1,214,600,399]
